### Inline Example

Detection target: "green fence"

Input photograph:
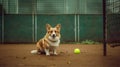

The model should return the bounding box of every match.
[4,14,33,43]
[0,14,104,43]
[79,14,103,42]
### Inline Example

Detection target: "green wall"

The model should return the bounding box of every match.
[0,14,104,43]
[79,14,103,42]
[4,14,33,43]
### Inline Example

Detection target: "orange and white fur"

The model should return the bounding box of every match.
[31,24,61,56]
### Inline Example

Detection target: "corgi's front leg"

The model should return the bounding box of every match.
[44,49,50,56]
[53,49,57,55]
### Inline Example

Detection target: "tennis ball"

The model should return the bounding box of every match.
[74,48,80,54]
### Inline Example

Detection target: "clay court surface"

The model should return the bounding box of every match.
[0,44,120,67]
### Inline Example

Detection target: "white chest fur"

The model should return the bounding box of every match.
[48,40,60,47]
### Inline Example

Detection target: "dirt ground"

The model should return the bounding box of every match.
[0,44,120,67]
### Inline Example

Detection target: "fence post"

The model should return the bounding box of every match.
[103,0,107,56]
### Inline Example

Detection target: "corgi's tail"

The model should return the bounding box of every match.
[30,50,38,54]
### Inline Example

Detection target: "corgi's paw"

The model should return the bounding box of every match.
[46,53,50,56]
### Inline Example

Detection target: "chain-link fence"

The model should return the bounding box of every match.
[106,0,120,47]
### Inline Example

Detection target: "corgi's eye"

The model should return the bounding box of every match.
[50,31,53,33]
[55,31,57,33]
[48,31,52,33]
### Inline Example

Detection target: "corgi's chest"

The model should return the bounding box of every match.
[48,40,60,47]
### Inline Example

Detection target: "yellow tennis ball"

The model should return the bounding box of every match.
[74,48,80,54]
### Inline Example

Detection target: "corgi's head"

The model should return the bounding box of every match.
[46,24,61,41]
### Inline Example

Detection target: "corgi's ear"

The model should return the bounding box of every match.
[46,24,51,31]
[56,24,61,31]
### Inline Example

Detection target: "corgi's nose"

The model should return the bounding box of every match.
[52,34,56,38]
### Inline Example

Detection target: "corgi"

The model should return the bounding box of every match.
[35,24,61,56]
